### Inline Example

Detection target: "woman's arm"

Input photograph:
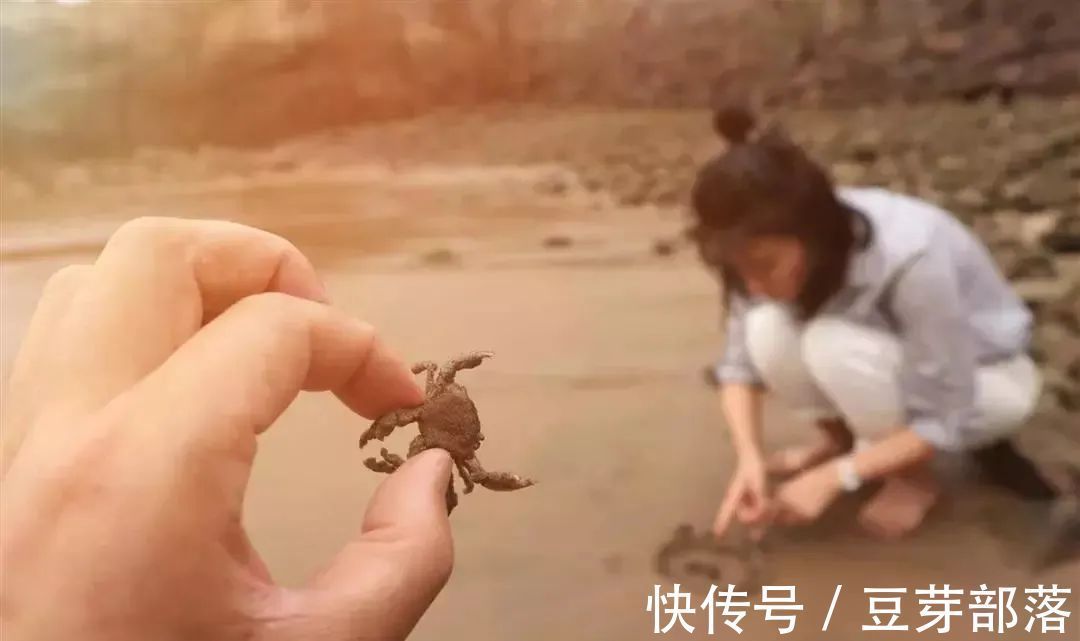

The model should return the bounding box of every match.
[714,292,767,459]
[714,382,771,535]
[720,382,766,462]
[772,427,935,525]
[711,294,772,536]
[841,427,934,482]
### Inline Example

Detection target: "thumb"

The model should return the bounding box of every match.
[284,449,455,641]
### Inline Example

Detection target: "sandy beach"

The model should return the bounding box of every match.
[2,109,1077,640]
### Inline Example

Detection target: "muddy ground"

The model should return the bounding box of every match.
[1,105,1077,640]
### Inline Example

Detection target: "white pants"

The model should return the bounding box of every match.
[745,303,1042,446]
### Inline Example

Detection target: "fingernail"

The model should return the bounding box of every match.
[364,339,426,409]
[413,448,453,477]
[313,274,332,304]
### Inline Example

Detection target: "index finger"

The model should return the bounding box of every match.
[139,293,423,449]
[713,491,739,538]
[120,293,424,529]
[61,217,329,410]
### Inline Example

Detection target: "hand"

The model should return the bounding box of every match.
[773,459,843,526]
[0,218,453,641]
[713,454,768,538]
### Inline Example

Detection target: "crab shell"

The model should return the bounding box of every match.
[418,383,484,460]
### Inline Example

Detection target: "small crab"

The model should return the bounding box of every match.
[655,524,765,592]
[358,351,535,512]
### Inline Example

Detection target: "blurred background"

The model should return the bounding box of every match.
[1,1,1078,639]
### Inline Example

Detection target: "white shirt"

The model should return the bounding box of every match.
[715,187,1034,451]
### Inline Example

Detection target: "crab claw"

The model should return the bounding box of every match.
[363,457,397,474]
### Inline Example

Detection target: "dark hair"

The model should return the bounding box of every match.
[690,105,868,319]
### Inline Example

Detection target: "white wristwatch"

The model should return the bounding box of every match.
[836,454,861,492]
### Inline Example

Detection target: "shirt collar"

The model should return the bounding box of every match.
[844,205,881,291]
[846,242,881,290]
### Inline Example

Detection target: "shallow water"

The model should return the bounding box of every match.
[1,163,1076,640]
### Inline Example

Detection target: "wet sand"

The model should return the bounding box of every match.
[2,152,1077,640]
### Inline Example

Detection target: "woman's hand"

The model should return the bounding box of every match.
[772,459,843,525]
[713,454,769,538]
[0,218,454,641]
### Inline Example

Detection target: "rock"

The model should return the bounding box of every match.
[542,235,573,249]
[1032,322,1080,373]
[923,30,967,56]
[1040,283,1080,334]
[1033,394,1063,416]
[1036,284,1080,341]
[651,185,684,207]
[992,240,1025,273]
[653,238,677,257]
[988,109,1015,130]
[419,248,459,266]
[981,211,1027,243]
[1013,278,1073,310]
[973,215,1003,240]
[850,141,879,165]
[954,187,988,210]
[1034,379,1067,414]
[1019,210,1063,247]
[1066,156,1080,180]
[1055,256,1080,282]
[1018,195,1048,214]
[622,186,651,207]
[1051,380,1080,413]
[582,175,607,193]
[536,173,571,196]
[937,155,968,171]
[831,162,865,184]
[916,186,947,206]
[1030,174,1076,207]
[1002,178,1032,201]
[266,156,300,174]
[1043,216,1080,254]
[1007,252,1058,280]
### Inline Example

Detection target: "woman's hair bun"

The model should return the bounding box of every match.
[712,105,756,145]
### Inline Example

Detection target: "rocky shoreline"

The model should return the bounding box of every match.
[2,98,1077,429]
[3,1,1078,159]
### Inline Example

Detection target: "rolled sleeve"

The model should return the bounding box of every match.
[714,292,764,386]
[890,243,978,451]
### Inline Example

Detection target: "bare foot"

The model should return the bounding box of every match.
[858,471,941,540]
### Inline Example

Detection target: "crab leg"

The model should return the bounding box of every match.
[465,456,535,491]
[363,448,406,474]
[445,478,459,514]
[411,361,438,393]
[438,351,494,387]
[407,435,429,458]
[359,407,421,448]
[457,460,475,494]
